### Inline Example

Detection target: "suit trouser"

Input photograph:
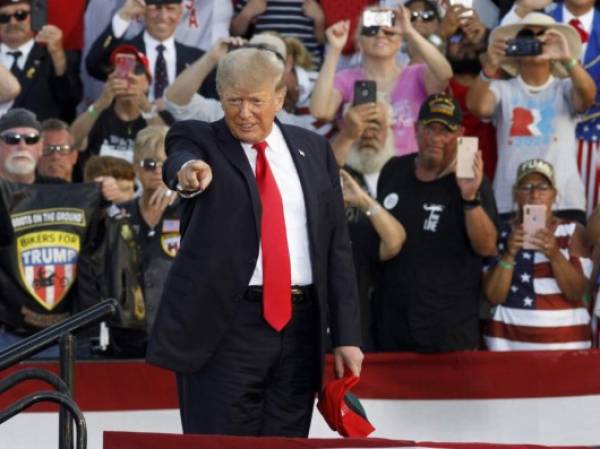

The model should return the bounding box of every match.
[176,290,321,437]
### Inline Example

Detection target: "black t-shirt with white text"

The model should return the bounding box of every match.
[375,154,498,353]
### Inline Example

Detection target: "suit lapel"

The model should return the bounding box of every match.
[585,9,600,66]
[17,44,45,100]
[212,119,262,234]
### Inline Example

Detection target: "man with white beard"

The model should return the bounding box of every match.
[331,102,405,351]
[0,108,56,184]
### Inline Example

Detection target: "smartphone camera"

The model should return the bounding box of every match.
[506,38,543,57]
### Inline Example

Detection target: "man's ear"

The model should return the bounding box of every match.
[275,86,287,111]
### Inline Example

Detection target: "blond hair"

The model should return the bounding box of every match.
[133,125,168,164]
[216,47,286,95]
[283,36,315,71]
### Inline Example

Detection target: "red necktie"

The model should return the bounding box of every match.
[252,141,292,331]
[569,18,589,44]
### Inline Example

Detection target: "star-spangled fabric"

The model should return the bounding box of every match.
[483,221,593,351]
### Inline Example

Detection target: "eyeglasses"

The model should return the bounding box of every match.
[517,182,553,194]
[360,26,398,37]
[139,158,164,171]
[410,10,437,22]
[0,132,40,145]
[0,10,30,24]
[43,144,72,155]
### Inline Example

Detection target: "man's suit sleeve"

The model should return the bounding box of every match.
[323,139,362,348]
[85,22,124,81]
[163,120,209,190]
[50,50,83,121]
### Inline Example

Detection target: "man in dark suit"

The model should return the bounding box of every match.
[146,46,363,437]
[85,0,217,102]
[0,0,82,122]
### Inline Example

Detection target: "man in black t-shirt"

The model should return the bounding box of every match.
[375,93,499,353]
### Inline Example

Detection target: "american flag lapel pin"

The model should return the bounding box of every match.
[298,149,306,157]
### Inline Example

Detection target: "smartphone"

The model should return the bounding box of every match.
[114,54,136,78]
[523,204,546,250]
[363,10,395,28]
[353,80,377,106]
[456,137,478,179]
[449,0,473,8]
[506,38,543,57]
[30,0,48,32]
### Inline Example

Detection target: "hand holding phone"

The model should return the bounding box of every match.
[456,137,478,179]
[523,204,546,250]
[114,54,136,79]
[353,80,377,106]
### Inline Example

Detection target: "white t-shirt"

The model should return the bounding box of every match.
[489,76,585,214]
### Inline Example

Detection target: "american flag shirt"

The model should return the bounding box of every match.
[484,222,593,351]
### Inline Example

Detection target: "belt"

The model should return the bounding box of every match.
[243,285,314,304]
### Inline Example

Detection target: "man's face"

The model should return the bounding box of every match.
[0,126,42,179]
[145,4,182,42]
[407,1,439,38]
[446,36,483,75]
[221,81,285,144]
[0,2,34,48]
[37,129,77,182]
[566,0,594,11]
[415,122,462,170]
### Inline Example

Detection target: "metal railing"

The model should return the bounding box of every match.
[0,299,119,449]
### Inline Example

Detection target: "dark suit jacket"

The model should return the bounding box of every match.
[146,118,361,375]
[10,43,82,122]
[85,24,218,99]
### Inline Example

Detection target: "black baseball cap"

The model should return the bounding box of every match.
[0,108,42,134]
[417,93,463,131]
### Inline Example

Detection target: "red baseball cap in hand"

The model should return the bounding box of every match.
[317,373,375,438]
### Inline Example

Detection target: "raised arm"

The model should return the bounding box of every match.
[230,0,267,36]
[340,169,406,261]
[166,37,244,106]
[396,6,452,93]
[466,37,505,118]
[309,20,348,121]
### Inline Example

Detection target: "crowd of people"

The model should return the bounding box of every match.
[0,0,600,360]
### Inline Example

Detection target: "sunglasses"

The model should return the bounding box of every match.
[139,158,164,171]
[0,132,40,145]
[517,182,552,194]
[410,10,437,22]
[43,144,72,155]
[360,26,398,37]
[0,10,29,24]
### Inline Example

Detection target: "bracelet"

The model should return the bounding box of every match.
[498,259,514,270]
[87,104,98,119]
[562,58,577,72]
[364,204,382,217]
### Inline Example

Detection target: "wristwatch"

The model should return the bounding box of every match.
[462,192,481,210]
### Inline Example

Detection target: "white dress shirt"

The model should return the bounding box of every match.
[241,124,313,286]
[562,4,594,61]
[112,13,177,101]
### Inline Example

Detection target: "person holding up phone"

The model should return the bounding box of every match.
[0,0,82,122]
[483,159,592,351]
[466,13,596,224]
[310,5,452,157]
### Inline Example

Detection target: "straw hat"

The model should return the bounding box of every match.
[489,12,582,78]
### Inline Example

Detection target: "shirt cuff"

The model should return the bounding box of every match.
[175,160,204,198]
[112,13,130,39]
